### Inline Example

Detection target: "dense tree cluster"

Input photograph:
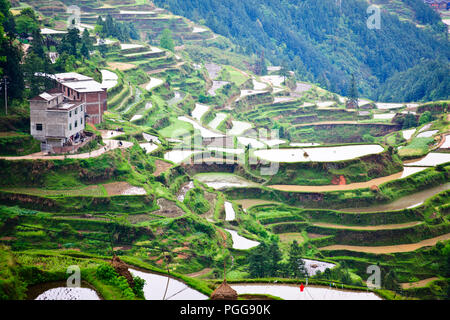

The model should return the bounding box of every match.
[155,0,450,102]
[376,60,450,102]
[0,0,25,100]
[159,28,175,52]
[0,2,99,104]
[248,240,306,278]
[95,15,140,42]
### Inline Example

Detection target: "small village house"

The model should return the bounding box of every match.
[53,72,108,125]
[30,91,86,152]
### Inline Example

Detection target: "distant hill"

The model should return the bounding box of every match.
[155,0,450,102]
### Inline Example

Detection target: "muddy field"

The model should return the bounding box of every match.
[102,182,146,196]
[153,159,173,176]
[320,233,450,254]
[153,198,186,218]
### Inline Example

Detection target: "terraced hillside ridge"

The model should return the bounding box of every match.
[1,0,449,302]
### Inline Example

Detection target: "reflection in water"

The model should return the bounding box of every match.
[254,145,384,163]
[129,269,207,300]
[224,228,260,250]
[231,284,381,300]
[35,287,100,300]
[194,173,259,190]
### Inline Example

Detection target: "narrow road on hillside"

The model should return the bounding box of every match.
[0,140,133,161]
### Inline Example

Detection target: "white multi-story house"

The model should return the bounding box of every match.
[30,90,86,152]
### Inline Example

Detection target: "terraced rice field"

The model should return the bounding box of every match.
[254,145,384,163]
[320,233,450,254]
[312,221,423,231]
[268,171,403,192]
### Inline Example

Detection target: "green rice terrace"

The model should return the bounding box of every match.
[0,0,449,302]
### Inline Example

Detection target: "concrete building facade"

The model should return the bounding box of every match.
[30,91,86,152]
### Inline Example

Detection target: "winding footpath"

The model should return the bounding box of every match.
[0,130,133,161]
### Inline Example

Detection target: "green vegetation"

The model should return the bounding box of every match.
[159,29,175,52]
[0,132,40,156]
[184,187,210,215]
[1,0,449,301]
[157,0,450,102]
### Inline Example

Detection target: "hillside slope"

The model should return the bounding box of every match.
[155,0,450,102]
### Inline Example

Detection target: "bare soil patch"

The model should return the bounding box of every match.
[107,61,136,71]
[203,192,217,220]
[127,214,159,224]
[153,198,186,218]
[279,233,305,243]
[102,182,146,196]
[186,268,213,278]
[307,233,328,239]
[153,159,173,176]
[313,221,423,231]
[320,233,450,254]
[401,277,439,289]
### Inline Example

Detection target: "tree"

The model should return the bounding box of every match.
[248,242,270,278]
[347,73,359,108]
[98,43,108,57]
[80,42,89,60]
[286,240,307,278]
[267,240,282,275]
[383,269,400,291]
[280,60,289,83]
[14,8,39,35]
[0,0,24,100]
[255,51,267,76]
[402,112,417,129]
[419,111,433,126]
[160,29,175,52]
[82,28,93,51]
[58,28,81,57]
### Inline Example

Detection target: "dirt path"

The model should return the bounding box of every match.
[100,130,126,140]
[319,233,450,254]
[312,221,423,231]
[400,277,439,289]
[0,140,133,161]
[268,171,403,192]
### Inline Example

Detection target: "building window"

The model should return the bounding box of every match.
[81,105,83,111]
[75,108,78,115]
[75,120,78,128]
[69,111,72,117]
[36,124,43,131]
[69,123,72,130]
[80,118,83,125]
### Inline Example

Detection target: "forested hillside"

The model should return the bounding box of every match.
[155,0,450,102]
